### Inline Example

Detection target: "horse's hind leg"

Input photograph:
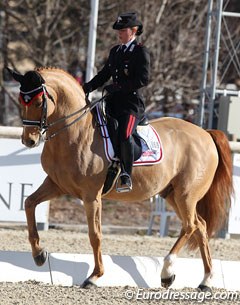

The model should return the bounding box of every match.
[161,194,199,288]
[161,194,213,291]
[192,215,213,291]
[165,212,213,292]
[25,176,63,266]
[82,194,104,287]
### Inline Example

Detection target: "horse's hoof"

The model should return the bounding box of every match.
[198,284,212,293]
[81,278,98,289]
[33,249,48,266]
[161,274,176,288]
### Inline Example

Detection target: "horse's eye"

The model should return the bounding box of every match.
[35,101,42,108]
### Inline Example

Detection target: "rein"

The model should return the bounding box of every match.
[44,97,103,140]
[21,83,105,141]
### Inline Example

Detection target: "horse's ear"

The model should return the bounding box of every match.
[5,67,24,83]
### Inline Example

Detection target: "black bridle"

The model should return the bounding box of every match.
[21,84,51,131]
[21,84,104,141]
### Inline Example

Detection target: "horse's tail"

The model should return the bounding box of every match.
[188,129,233,250]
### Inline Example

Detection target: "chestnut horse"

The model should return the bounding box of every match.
[8,67,233,291]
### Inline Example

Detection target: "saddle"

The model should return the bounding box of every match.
[94,101,144,195]
[106,113,149,160]
[93,100,162,195]
[104,113,149,194]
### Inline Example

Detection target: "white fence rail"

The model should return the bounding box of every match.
[1,126,240,151]
[229,141,240,153]
[0,126,22,139]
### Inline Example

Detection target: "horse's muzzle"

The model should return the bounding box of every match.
[22,138,39,148]
[22,130,41,148]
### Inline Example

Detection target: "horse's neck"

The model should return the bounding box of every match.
[46,86,94,145]
[45,74,100,154]
[52,109,94,143]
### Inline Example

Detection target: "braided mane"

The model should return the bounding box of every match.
[35,66,81,85]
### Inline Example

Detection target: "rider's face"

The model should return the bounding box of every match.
[117,28,135,44]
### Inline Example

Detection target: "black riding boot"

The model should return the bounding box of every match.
[119,136,134,191]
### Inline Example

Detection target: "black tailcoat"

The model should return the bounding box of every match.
[87,39,150,119]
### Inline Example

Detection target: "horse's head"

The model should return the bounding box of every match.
[7,68,55,148]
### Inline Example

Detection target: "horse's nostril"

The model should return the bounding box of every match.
[29,139,36,147]
[22,133,40,148]
[24,139,36,148]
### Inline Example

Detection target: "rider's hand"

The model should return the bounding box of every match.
[83,82,92,95]
[104,84,121,94]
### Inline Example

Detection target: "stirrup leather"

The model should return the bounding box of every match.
[116,173,132,193]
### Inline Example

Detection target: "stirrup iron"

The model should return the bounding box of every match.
[116,173,132,193]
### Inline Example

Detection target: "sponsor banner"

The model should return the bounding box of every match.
[0,138,49,225]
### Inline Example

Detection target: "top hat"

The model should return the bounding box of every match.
[112,11,143,35]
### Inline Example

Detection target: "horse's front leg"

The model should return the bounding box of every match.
[25,176,63,266]
[82,195,104,287]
